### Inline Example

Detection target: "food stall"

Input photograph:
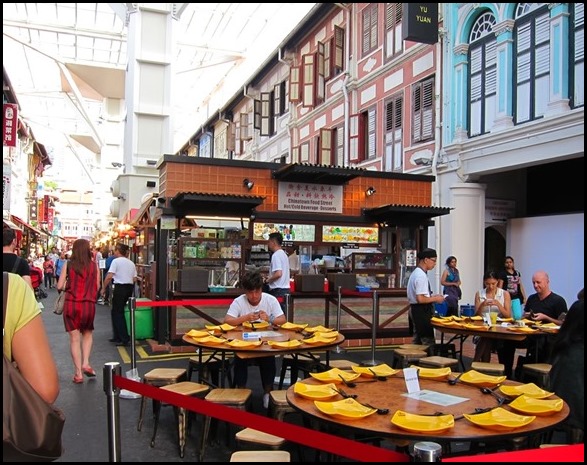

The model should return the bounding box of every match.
[151,157,450,344]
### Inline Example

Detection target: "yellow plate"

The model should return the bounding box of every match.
[293,382,339,400]
[242,320,270,329]
[464,407,535,431]
[302,335,337,344]
[468,315,483,321]
[186,329,211,338]
[391,411,454,433]
[507,326,538,333]
[460,370,506,388]
[318,331,339,338]
[461,323,490,331]
[279,322,308,331]
[431,317,450,324]
[191,335,226,344]
[225,339,263,348]
[352,364,399,378]
[409,365,452,380]
[314,398,377,420]
[310,368,361,384]
[499,383,554,399]
[541,322,559,328]
[205,323,236,331]
[508,395,563,416]
[267,340,303,349]
[305,325,335,333]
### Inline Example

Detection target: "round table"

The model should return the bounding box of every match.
[286,373,569,444]
[182,326,345,386]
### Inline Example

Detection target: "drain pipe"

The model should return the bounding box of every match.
[431,29,445,291]
[342,72,350,167]
[278,48,296,159]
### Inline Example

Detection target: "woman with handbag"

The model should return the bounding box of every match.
[440,256,462,317]
[57,238,100,384]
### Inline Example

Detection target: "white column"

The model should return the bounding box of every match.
[448,183,486,306]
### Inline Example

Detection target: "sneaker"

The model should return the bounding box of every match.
[263,393,270,409]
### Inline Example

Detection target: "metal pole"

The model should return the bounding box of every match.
[104,362,122,462]
[361,290,382,366]
[120,297,141,400]
[413,441,442,461]
[334,286,344,354]
[285,293,291,322]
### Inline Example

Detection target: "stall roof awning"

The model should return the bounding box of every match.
[271,163,365,185]
[10,215,48,236]
[363,204,452,225]
[131,194,158,227]
[170,192,265,217]
[3,218,23,231]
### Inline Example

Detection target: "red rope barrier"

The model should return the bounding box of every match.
[115,375,407,462]
[135,296,283,307]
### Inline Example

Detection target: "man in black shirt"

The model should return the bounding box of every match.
[3,228,32,288]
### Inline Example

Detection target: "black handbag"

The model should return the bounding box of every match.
[3,272,66,462]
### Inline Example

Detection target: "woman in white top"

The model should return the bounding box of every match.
[473,270,512,362]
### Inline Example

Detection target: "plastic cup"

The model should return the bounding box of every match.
[490,310,498,325]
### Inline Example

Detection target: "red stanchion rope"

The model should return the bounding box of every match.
[115,375,407,462]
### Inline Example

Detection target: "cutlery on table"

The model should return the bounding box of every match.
[480,387,510,405]
[368,368,387,381]
[338,374,357,388]
[455,407,494,420]
[356,401,389,415]
[448,372,465,385]
[331,387,357,399]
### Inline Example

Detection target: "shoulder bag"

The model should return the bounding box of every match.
[3,272,66,462]
[53,265,68,315]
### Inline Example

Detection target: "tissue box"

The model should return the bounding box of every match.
[294,274,325,292]
[327,273,357,291]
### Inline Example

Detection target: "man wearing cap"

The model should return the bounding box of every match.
[407,248,446,345]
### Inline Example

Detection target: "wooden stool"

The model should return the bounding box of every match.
[471,361,505,376]
[230,450,291,462]
[187,354,233,387]
[521,363,552,388]
[236,427,285,450]
[392,349,428,368]
[428,343,457,359]
[328,359,358,370]
[151,381,209,457]
[137,368,187,432]
[278,354,323,388]
[268,390,296,421]
[398,344,430,352]
[200,388,253,462]
[418,356,459,369]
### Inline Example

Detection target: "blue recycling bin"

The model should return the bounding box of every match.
[434,301,448,316]
[460,304,476,317]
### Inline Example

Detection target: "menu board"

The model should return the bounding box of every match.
[252,223,316,242]
[322,225,379,244]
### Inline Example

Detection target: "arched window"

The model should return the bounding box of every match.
[468,12,497,137]
[514,3,550,123]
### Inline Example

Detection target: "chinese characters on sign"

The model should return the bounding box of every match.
[3,103,18,147]
[278,181,343,214]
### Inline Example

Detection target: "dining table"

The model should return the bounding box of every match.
[182,324,345,387]
[286,369,569,454]
[431,317,560,367]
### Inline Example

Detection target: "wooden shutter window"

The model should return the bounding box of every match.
[291,146,300,163]
[302,53,316,108]
[254,99,261,130]
[317,43,325,103]
[334,26,345,73]
[319,128,333,165]
[260,91,274,137]
[239,113,252,141]
[227,121,236,152]
[289,67,301,103]
[412,77,435,143]
[349,113,364,163]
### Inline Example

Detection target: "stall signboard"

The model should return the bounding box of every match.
[253,223,315,242]
[160,215,177,230]
[323,225,379,244]
[278,181,342,214]
[3,103,18,147]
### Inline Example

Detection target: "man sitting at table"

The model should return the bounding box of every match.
[224,270,286,409]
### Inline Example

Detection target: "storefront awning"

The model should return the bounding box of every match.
[10,215,48,236]
[271,163,364,185]
[170,192,265,218]
[363,204,452,226]
[3,218,23,231]
[131,194,158,228]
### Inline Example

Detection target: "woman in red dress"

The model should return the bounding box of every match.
[57,239,100,383]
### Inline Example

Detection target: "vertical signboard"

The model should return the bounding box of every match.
[402,3,439,44]
[3,103,18,147]
[3,164,11,208]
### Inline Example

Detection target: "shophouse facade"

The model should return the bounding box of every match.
[175,3,583,305]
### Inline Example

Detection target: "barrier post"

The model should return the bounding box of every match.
[334,286,344,353]
[103,362,122,462]
[120,297,141,399]
[413,441,442,461]
[361,290,382,366]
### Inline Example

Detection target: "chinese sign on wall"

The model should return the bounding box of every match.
[277,181,343,214]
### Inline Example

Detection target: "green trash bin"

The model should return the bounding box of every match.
[124,298,154,340]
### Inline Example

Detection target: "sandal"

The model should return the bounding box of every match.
[73,375,84,384]
[82,366,96,377]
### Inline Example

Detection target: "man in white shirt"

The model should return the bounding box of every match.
[101,243,137,346]
[264,232,290,312]
[225,270,286,408]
